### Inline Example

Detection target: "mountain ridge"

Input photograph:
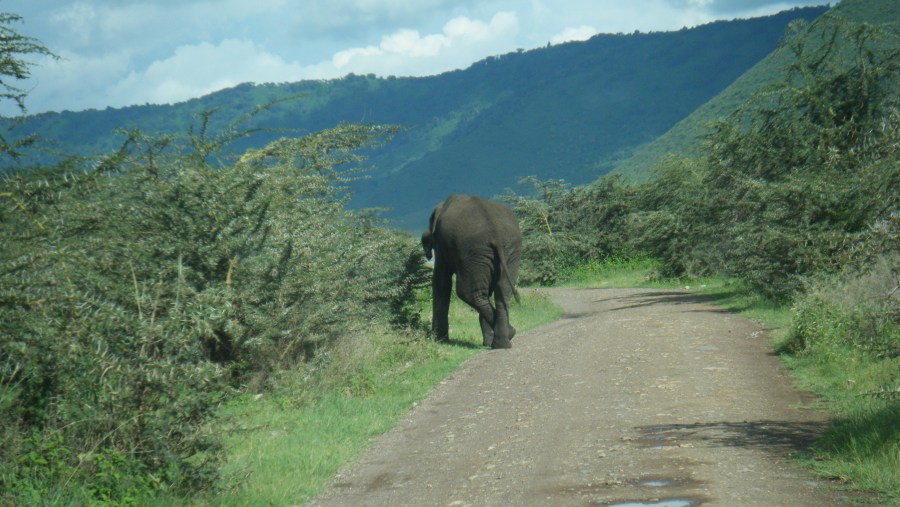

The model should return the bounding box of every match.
[3,6,830,230]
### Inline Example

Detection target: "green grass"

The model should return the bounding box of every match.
[559,257,899,504]
[185,290,561,506]
[556,256,662,288]
[784,347,900,505]
[558,257,793,332]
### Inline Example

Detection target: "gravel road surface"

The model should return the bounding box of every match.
[309,288,844,507]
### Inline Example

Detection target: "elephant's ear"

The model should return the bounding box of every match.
[421,229,433,260]
[428,206,439,232]
[422,205,441,260]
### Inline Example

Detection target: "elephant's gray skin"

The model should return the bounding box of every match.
[421,194,522,349]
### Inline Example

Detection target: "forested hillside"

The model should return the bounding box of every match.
[2,6,826,229]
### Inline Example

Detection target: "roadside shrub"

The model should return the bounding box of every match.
[503,175,635,285]
[784,255,899,501]
[630,156,726,279]
[785,254,899,359]
[696,15,899,299]
[625,14,899,299]
[0,115,422,502]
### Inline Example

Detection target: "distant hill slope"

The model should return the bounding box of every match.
[612,0,900,180]
[3,6,828,230]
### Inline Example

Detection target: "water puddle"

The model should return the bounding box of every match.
[588,477,705,506]
[639,479,676,487]
[601,500,698,507]
[630,476,698,489]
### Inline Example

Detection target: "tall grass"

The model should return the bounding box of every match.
[778,256,899,503]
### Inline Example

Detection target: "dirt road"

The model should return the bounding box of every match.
[309,288,843,507]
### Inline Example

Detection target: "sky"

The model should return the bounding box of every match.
[4,0,828,116]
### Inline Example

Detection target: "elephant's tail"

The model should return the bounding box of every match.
[492,242,521,304]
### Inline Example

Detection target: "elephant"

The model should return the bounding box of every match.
[421,194,522,349]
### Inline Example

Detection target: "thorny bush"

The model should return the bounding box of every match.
[0,114,426,503]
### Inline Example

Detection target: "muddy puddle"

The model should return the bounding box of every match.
[597,500,700,507]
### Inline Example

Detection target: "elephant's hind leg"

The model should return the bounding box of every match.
[478,315,495,348]
[457,289,496,348]
[490,288,514,349]
[431,266,452,342]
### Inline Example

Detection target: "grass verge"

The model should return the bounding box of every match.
[185,289,561,506]
[783,348,899,504]
[559,258,899,504]
[558,257,793,332]
[556,256,662,288]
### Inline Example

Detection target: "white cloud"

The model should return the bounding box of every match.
[118,39,303,103]
[550,26,597,44]
[51,2,165,51]
[445,11,517,42]
[328,11,518,75]
[381,29,450,57]
[333,46,382,69]
[107,39,306,106]
[50,3,99,46]
[1,49,133,115]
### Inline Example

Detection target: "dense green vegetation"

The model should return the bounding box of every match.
[513,6,898,296]
[1,7,827,229]
[0,112,435,503]
[0,101,560,504]
[507,7,899,502]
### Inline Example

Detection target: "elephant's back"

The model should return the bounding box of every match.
[440,197,518,233]
[436,197,519,259]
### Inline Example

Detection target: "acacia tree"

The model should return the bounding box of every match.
[503,176,635,285]
[696,14,899,298]
[0,12,56,157]
[0,112,422,501]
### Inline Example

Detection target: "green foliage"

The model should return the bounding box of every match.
[782,261,900,503]
[785,255,899,360]
[811,402,900,502]
[0,111,425,503]
[626,12,900,300]
[629,156,725,278]
[784,257,899,501]
[613,0,899,181]
[503,176,637,285]
[556,256,660,288]
[192,290,560,506]
[511,9,898,297]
